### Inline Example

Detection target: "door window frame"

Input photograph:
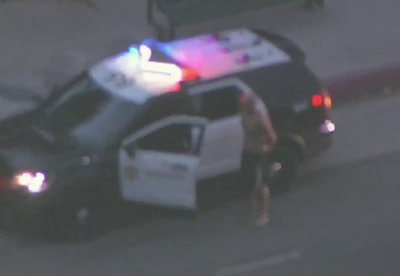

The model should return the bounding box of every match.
[188,78,253,121]
[121,115,208,156]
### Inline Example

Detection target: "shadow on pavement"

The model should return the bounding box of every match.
[0,172,252,245]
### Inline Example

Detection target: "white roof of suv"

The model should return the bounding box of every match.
[89,28,291,104]
[161,27,291,79]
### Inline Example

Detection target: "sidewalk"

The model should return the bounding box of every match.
[0,0,400,117]
[177,0,400,80]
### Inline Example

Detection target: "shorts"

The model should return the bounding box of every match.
[241,151,272,189]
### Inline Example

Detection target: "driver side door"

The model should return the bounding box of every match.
[118,116,207,210]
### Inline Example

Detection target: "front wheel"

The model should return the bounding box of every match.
[46,199,96,242]
[66,205,93,242]
[265,147,301,195]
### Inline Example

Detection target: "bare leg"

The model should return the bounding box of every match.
[254,185,270,226]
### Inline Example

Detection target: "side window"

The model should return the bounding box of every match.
[126,123,202,155]
[193,86,241,121]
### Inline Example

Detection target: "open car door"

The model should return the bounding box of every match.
[118,116,207,210]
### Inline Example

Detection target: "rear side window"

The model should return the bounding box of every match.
[191,86,241,121]
[241,63,321,107]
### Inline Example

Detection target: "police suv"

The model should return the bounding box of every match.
[0,28,334,234]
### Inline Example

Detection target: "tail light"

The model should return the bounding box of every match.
[311,90,332,110]
[180,67,199,82]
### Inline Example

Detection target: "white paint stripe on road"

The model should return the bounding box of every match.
[215,250,302,276]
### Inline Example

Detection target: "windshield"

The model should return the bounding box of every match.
[38,72,141,148]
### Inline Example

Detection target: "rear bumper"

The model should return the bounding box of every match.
[304,119,335,158]
[318,119,336,135]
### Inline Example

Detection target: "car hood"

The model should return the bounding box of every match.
[0,126,84,177]
[0,147,53,176]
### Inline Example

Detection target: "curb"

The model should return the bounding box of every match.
[322,61,400,105]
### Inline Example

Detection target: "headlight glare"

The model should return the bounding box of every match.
[13,171,48,193]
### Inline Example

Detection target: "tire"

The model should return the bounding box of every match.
[266,147,301,195]
[47,200,95,243]
[64,203,94,242]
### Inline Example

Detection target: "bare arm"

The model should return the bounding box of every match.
[253,97,278,150]
[262,115,278,151]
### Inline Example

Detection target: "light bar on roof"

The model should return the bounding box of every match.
[140,61,199,82]
[139,45,152,61]
[128,46,138,55]
[115,50,140,73]
[127,44,152,61]
[140,61,182,81]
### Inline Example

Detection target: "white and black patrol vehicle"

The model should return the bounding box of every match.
[0,28,335,235]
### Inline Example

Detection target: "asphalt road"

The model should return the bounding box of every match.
[216,150,400,276]
[0,94,400,276]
